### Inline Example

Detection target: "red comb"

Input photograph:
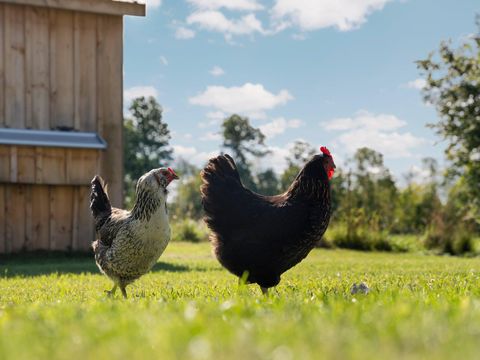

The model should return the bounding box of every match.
[320,146,331,156]
[167,167,176,175]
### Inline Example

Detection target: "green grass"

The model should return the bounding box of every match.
[1,243,480,360]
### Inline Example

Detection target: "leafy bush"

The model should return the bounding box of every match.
[324,209,393,251]
[423,213,475,255]
[325,223,392,251]
[171,219,209,243]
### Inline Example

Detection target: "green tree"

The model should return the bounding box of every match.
[393,158,442,234]
[172,171,204,221]
[256,169,280,195]
[221,114,269,190]
[124,96,173,205]
[350,147,398,230]
[417,19,480,221]
[329,169,347,218]
[169,159,204,220]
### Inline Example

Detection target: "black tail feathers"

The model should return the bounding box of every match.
[90,175,112,223]
[202,154,241,183]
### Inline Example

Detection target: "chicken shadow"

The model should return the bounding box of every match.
[0,252,192,278]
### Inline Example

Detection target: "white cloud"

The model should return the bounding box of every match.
[210,66,225,77]
[207,111,226,120]
[175,26,196,39]
[257,140,313,174]
[259,117,304,138]
[259,145,290,174]
[187,11,265,39]
[407,165,432,184]
[271,0,391,31]
[189,83,293,119]
[124,86,159,105]
[160,55,168,66]
[198,111,226,128]
[320,110,406,131]
[321,111,427,158]
[173,145,217,166]
[200,132,222,141]
[181,0,396,41]
[187,0,263,11]
[406,78,427,90]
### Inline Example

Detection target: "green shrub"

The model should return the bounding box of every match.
[325,208,393,251]
[423,213,475,255]
[171,219,209,243]
[325,223,392,251]
[388,234,423,253]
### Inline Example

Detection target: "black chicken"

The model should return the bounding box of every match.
[201,146,336,293]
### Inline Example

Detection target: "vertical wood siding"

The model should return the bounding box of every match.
[0,4,124,253]
[0,184,93,252]
[97,15,123,207]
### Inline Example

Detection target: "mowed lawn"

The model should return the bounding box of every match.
[0,242,479,360]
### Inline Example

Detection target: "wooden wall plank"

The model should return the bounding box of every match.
[9,146,17,182]
[5,185,26,252]
[34,146,43,184]
[24,9,32,129]
[4,186,12,253]
[24,186,33,249]
[66,149,100,185]
[30,185,50,250]
[39,147,66,184]
[74,12,97,132]
[0,146,100,186]
[17,146,36,183]
[76,185,94,251]
[97,15,123,207]
[4,4,26,128]
[49,10,74,130]
[72,186,79,250]
[0,145,10,183]
[25,7,50,130]
[0,5,5,127]
[49,186,73,251]
[0,185,5,254]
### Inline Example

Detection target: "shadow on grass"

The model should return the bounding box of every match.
[0,252,196,278]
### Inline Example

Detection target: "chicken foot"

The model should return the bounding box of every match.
[104,284,127,298]
[105,284,118,297]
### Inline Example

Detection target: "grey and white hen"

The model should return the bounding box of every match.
[90,167,179,298]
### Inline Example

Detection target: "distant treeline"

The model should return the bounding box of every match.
[122,20,480,255]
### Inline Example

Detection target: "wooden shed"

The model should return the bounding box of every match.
[0,0,145,253]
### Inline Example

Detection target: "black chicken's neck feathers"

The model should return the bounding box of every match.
[285,156,330,202]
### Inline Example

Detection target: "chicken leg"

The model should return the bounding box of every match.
[105,284,118,297]
[120,285,128,299]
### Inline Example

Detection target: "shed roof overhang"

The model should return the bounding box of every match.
[0,0,145,16]
[0,128,107,149]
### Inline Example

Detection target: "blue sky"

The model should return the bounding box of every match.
[123,0,479,182]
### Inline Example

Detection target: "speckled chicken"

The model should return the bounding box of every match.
[90,167,179,298]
